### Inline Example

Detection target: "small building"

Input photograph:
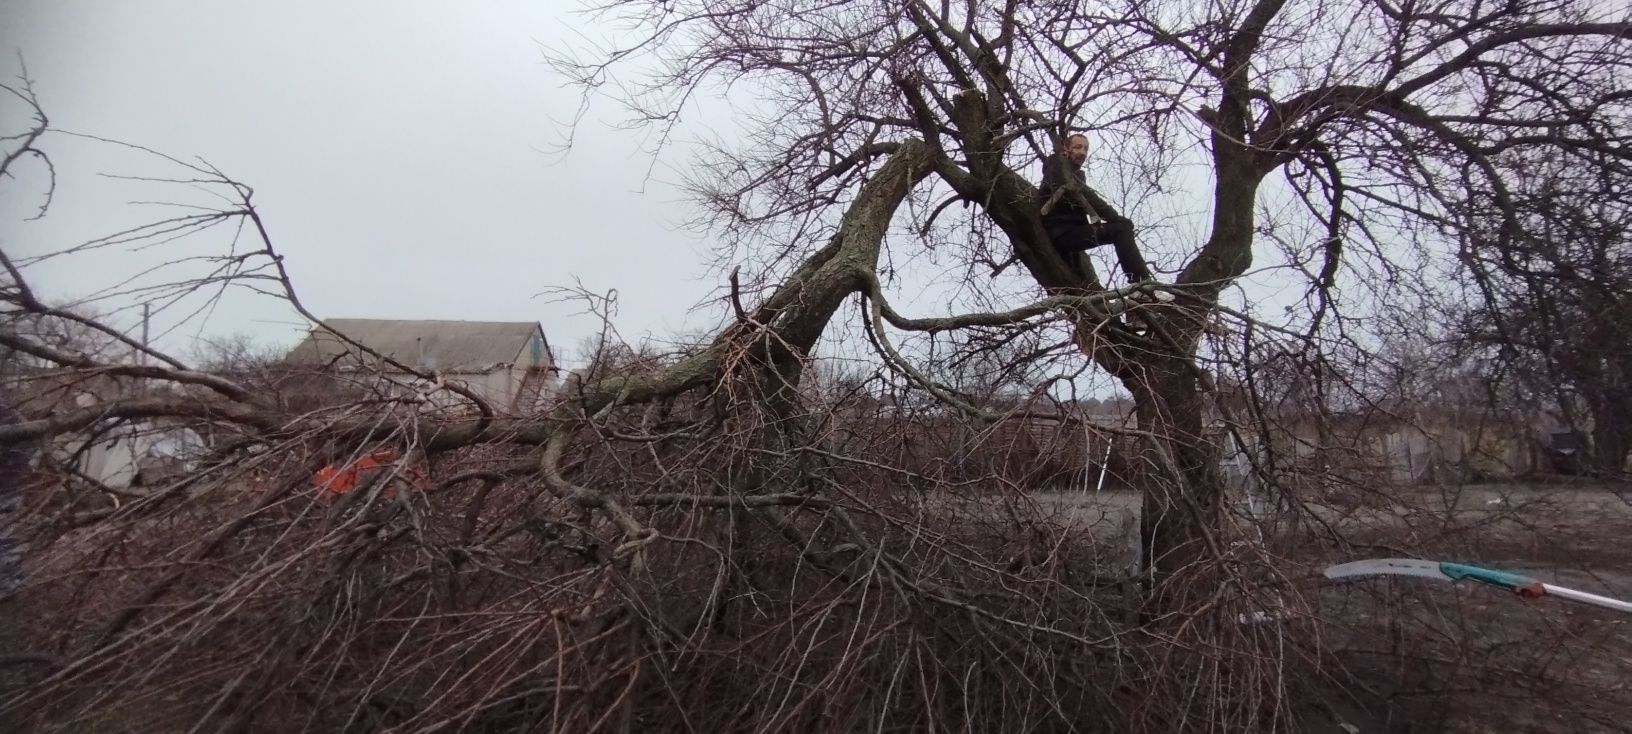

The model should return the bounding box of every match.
[284,319,558,414]
[3,372,207,489]
[58,409,203,488]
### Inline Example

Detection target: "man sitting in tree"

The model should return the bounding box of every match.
[1038,133,1156,284]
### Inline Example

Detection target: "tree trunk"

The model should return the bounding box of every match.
[0,397,29,599]
[1590,398,1631,477]
[1133,355,1226,601]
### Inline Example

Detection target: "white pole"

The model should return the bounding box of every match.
[140,303,150,367]
[1081,420,1091,494]
[1542,584,1632,614]
[1093,437,1112,494]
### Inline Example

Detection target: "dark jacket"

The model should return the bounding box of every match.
[1038,152,1124,227]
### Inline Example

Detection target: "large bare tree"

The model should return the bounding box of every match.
[545,0,1632,592]
[3,2,1632,729]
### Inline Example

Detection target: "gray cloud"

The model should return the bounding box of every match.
[0,0,721,365]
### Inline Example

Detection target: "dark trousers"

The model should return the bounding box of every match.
[1047,217,1153,283]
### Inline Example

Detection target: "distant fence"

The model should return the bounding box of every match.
[818,403,1582,492]
[1223,421,1574,486]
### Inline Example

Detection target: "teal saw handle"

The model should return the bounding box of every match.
[1440,562,1546,598]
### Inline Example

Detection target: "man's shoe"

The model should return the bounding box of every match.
[1129,281,1175,303]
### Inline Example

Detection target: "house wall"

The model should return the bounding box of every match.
[322,369,522,414]
[505,328,558,412]
[521,329,552,372]
[56,425,203,488]
[74,435,139,487]
[286,320,556,414]
[466,368,520,408]
[407,370,516,412]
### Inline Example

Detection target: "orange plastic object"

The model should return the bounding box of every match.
[314,449,427,498]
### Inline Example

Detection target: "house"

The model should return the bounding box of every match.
[2,371,207,489]
[284,319,558,414]
[58,410,203,488]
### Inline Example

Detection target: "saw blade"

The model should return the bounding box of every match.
[1323,558,1451,583]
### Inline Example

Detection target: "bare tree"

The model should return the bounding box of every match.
[1457,151,1632,475]
[545,0,1632,596]
[2,4,1631,729]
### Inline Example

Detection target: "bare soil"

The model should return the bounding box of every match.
[1006,482,1632,733]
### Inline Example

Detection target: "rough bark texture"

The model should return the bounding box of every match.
[1590,396,1632,476]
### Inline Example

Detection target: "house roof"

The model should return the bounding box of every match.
[285,319,550,373]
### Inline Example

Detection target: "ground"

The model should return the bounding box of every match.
[1006,481,1632,732]
[6,478,1628,731]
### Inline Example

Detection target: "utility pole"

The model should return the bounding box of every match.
[140,303,151,368]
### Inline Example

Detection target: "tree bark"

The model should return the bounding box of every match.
[1131,354,1226,599]
[1590,397,1631,477]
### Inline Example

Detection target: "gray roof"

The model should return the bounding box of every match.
[286,319,547,373]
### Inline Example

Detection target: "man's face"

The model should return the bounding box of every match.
[1065,136,1088,166]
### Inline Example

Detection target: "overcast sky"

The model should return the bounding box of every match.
[1,0,1324,393]
[0,1,745,365]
